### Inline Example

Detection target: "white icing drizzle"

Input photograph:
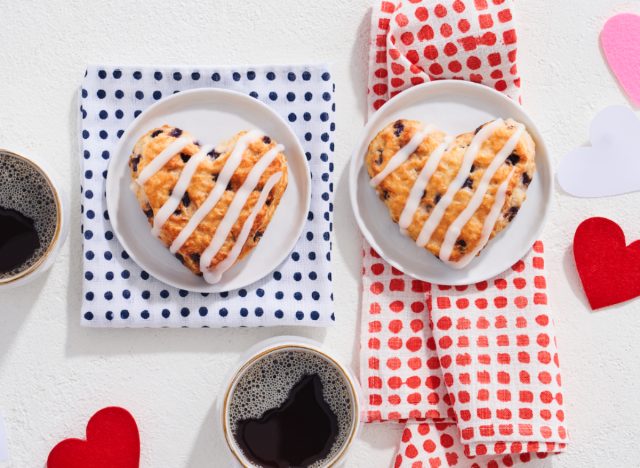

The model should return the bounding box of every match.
[136,137,190,185]
[439,124,524,263]
[150,145,215,237]
[415,119,505,248]
[448,167,517,269]
[169,130,264,254]
[399,135,454,232]
[202,172,283,284]
[198,144,284,276]
[370,125,435,187]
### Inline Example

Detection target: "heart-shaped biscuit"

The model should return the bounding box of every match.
[129,125,288,284]
[365,118,535,269]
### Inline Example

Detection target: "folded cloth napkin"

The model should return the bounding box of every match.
[79,65,335,328]
[361,1,568,466]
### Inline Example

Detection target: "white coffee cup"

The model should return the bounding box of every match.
[219,336,363,467]
[0,149,68,289]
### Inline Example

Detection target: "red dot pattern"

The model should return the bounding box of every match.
[362,240,568,466]
[363,2,567,465]
[369,0,521,113]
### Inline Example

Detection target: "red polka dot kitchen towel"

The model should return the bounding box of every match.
[361,1,568,466]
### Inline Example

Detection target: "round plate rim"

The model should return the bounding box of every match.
[349,79,553,285]
[106,87,311,293]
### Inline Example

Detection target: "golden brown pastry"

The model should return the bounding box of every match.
[129,125,288,283]
[365,118,535,268]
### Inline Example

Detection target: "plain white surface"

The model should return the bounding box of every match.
[0,414,7,462]
[350,80,552,284]
[1,1,640,467]
[106,88,311,292]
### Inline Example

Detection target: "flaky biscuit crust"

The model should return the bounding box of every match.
[129,125,288,276]
[365,119,535,265]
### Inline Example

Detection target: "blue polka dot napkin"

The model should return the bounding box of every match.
[79,65,335,328]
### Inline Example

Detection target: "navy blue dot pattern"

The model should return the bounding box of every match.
[80,65,335,328]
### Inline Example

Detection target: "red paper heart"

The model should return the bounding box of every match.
[47,407,140,468]
[573,217,640,310]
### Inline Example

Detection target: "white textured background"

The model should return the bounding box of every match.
[1,0,639,466]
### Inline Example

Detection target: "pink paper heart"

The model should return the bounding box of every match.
[601,14,640,105]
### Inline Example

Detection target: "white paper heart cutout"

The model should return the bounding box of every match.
[557,106,640,198]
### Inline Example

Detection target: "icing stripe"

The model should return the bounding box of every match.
[399,135,454,232]
[136,136,190,185]
[169,130,264,254]
[370,125,435,187]
[415,119,505,248]
[151,145,215,237]
[448,167,517,269]
[439,124,524,262]
[203,172,283,284]
[199,144,285,275]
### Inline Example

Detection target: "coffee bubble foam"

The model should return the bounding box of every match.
[227,348,355,467]
[0,152,58,280]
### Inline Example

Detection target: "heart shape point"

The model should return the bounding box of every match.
[601,13,640,106]
[47,407,140,468]
[573,217,640,310]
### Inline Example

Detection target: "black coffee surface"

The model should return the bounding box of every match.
[0,152,58,280]
[236,374,339,468]
[0,207,40,273]
[228,349,354,468]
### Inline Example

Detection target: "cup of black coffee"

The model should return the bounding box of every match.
[0,149,68,288]
[221,337,362,467]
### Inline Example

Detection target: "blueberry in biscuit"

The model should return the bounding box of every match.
[130,125,288,283]
[365,118,535,269]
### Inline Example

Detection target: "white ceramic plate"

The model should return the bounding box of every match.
[350,80,552,285]
[106,88,310,293]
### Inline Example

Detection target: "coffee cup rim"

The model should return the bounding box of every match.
[221,337,362,467]
[0,148,66,287]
